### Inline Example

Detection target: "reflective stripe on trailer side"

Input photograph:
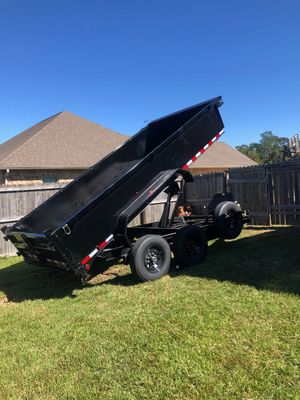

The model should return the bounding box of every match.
[182,129,224,170]
[80,234,114,265]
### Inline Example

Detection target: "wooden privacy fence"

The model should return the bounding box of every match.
[268,161,300,225]
[1,159,299,256]
[184,173,225,215]
[0,184,175,257]
[185,159,300,226]
[0,184,64,256]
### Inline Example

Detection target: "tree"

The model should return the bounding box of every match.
[236,131,290,164]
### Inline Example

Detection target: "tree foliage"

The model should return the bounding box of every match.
[236,131,290,164]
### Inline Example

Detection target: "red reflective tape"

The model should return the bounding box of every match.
[182,164,188,170]
[81,255,91,266]
[200,148,205,154]
[98,240,107,249]
[208,140,213,146]
[191,155,197,162]
[216,132,221,139]
[98,234,114,250]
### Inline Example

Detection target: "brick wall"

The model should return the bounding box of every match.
[189,167,226,176]
[0,169,85,186]
[1,167,227,185]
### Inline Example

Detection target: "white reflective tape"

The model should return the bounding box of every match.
[204,144,209,150]
[186,159,193,166]
[106,234,114,242]
[89,248,98,258]
[212,136,217,142]
[195,151,201,158]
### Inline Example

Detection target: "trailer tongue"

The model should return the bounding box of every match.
[3,97,247,282]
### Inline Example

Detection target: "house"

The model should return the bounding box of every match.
[0,111,127,186]
[0,111,256,185]
[188,141,257,175]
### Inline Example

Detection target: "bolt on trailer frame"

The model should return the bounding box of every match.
[3,96,248,282]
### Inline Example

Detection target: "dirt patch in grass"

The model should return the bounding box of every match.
[89,265,128,285]
[0,295,17,306]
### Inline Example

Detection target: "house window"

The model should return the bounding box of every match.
[42,176,58,184]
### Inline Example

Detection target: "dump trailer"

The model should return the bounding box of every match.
[3,96,247,282]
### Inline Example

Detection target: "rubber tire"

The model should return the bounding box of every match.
[173,225,208,269]
[130,235,171,282]
[214,201,243,239]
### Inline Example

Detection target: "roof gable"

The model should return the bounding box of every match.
[190,141,257,168]
[0,111,127,169]
[0,113,60,165]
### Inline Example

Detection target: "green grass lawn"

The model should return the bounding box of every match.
[0,227,300,400]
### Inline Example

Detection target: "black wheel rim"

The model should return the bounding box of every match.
[224,210,237,230]
[144,247,163,273]
[184,238,202,257]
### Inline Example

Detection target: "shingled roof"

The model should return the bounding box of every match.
[0,111,127,169]
[0,113,256,171]
[190,141,257,169]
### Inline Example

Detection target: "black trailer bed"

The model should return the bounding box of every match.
[5,97,224,270]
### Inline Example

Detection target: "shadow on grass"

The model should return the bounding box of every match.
[175,226,300,296]
[0,257,136,303]
[100,226,300,296]
[0,227,299,302]
[0,261,81,302]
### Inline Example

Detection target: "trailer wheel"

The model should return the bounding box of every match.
[173,225,208,268]
[214,201,243,239]
[130,235,171,282]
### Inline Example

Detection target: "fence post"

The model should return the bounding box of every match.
[265,165,272,226]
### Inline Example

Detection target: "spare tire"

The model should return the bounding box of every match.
[173,225,208,269]
[214,201,243,239]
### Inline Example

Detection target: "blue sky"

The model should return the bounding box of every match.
[0,0,299,147]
